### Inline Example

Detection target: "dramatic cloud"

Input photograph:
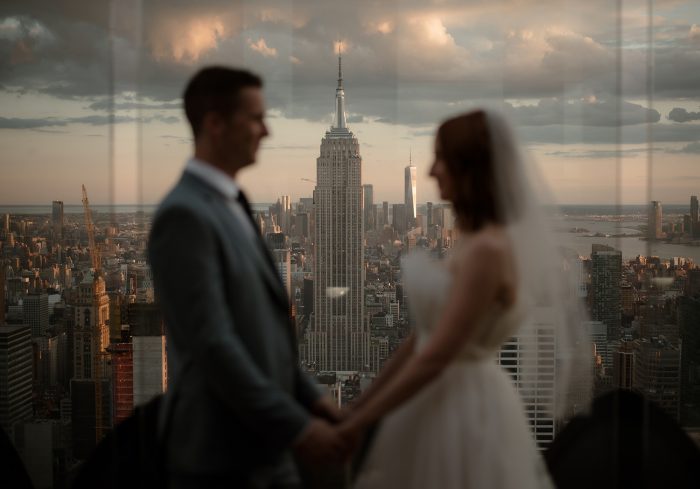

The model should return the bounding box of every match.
[507,98,660,126]
[87,98,181,111]
[0,0,698,126]
[0,114,179,128]
[149,14,229,63]
[518,122,700,145]
[668,107,700,122]
[247,38,278,58]
[543,148,658,159]
[690,24,700,41]
[679,141,700,153]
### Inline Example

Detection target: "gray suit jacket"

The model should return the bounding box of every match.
[148,171,320,476]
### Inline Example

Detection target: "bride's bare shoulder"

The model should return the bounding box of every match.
[453,227,511,267]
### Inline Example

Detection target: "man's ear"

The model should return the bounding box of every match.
[201,111,224,138]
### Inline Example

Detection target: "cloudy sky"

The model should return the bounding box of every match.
[1,0,699,206]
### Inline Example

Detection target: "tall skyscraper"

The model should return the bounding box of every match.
[23,292,49,337]
[634,337,681,421]
[2,214,9,233]
[648,200,663,240]
[679,295,700,425]
[591,248,622,340]
[382,201,389,227]
[0,263,6,326]
[691,196,698,237]
[586,320,610,373]
[497,307,556,447]
[308,51,368,372]
[363,184,374,232]
[426,202,433,229]
[0,325,33,434]
[273,249,292,300]
[129,303,167,407]
[404,162,417,230]
[52,201,64,241]
[392,204,406,234]
[107,342,133,425]
[613,341,635,390]
[279,195,292,235]
[72,272,110,380]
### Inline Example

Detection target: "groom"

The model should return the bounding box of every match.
[148,67,347,488]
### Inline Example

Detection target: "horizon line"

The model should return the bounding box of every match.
[0,202,695,207]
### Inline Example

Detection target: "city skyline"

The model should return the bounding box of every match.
[1,1,699,206]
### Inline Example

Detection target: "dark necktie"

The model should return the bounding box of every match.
[236,190,259,234]
[236,190,278,276]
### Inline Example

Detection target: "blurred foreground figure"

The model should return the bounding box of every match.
[340,110,590,489]
[149,67,346,489]
[546,389,700,489]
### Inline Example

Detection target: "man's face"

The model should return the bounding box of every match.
[221,87,269,170]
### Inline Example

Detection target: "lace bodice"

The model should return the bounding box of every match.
[401,251,524,361]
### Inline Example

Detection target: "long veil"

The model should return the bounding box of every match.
[485,110,592,420]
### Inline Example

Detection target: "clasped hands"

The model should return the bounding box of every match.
[293,396,365,464]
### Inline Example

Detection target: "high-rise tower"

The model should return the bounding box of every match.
[52,201,64,242]
[308,49,368,372]
[405,155,417,231]
[591,247,622,340]
[649,201,663,240]
[363,184,375,232]
[691,196,698,237]
[0,325,32,434]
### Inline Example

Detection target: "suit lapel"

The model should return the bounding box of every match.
[182,173,289,311]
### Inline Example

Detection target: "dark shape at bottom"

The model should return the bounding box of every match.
[545,389,700,489]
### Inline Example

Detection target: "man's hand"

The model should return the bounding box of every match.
[311,396,344,424]
[293,418,349,464]
[336,418,365,458]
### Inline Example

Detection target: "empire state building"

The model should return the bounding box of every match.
[308,53,368,372]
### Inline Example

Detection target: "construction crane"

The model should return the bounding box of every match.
[81,184,104,443]
[81,185,101,272]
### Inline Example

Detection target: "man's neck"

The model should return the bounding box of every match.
[193,147,239,179]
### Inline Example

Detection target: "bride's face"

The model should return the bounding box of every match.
[430,138,456,201]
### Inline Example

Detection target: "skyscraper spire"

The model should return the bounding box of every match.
[334,41,347,130]
[337,42,343,89]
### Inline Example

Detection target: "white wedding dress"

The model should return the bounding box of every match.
[354,251,554,489]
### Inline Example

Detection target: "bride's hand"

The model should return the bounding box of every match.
[311,396,345,424]
[336,419,365,457]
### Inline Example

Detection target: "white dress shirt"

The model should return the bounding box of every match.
[184,158,257,240]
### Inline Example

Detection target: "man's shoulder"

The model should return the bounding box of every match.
[154,174,211,220]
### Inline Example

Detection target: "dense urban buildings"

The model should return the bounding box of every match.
[3,180,700,486]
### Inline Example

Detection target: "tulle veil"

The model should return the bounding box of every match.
[483,109,593,419]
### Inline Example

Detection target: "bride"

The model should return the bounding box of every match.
[339,109,589,488]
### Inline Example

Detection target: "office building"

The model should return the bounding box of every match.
[648,201,663,240]
[308,53,368,371]
[129,303,167,406]
[0,325,32,434]
[404,164,417,231]
[23,292,49,337]
[363,184,375,232]
[591,248,622,340]
[497,307,556,448]
[52,200,64,242]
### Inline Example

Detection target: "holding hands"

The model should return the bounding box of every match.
[293,396,367,465]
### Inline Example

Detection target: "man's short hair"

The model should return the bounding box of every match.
[183,66,263,138]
